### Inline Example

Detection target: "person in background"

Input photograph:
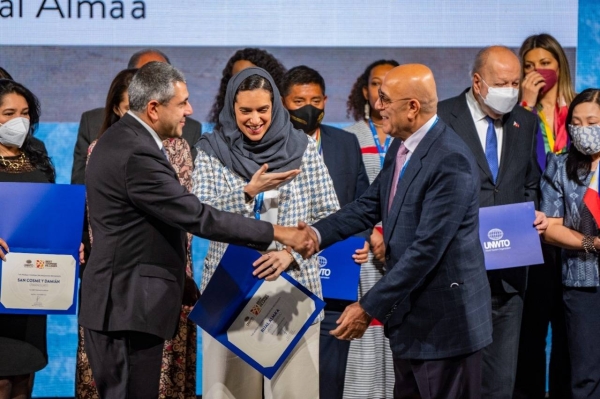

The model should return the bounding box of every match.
[207,47,286,129]
[194,67,339,399]
[0,67,13,80]
[76,68,198,399]
[342,59,399,398]
[0,79,55,399]
[514,33,576,399]
[438,46,548,399]
[540,88,600,399]
[280,64,370,399]
[71,48,201,185]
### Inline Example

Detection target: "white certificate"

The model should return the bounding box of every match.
[1,252,76,311]
[227,276,317,368]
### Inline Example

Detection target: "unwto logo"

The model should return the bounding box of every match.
[484,228,511,251]
[318,256,331,278]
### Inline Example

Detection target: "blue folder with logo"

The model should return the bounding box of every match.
[189,244,325,379]
[0,183,86,315]
[479,201,543,270]
[318,236,364,301]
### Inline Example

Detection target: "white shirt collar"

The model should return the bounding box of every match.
[466,88,488,123]
[128,110,164,150]
[403,114,438,153]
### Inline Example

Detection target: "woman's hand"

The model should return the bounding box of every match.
[79,243,86,265]
[252,250,295,281]
[370,229,386,263]
[352,241,369,264]
[0,237,8,261]
[244,164,300,198]
[521,71,546,106]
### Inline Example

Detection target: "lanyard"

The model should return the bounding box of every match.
[253,192,264,220]
[399,158,410,180]
[368,120,391,168]
[314,127,322,155]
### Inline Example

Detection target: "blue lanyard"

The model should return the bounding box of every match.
[253,192,264,220]
[368,120,391,169]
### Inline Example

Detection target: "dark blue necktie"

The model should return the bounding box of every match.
[485,116,498,183]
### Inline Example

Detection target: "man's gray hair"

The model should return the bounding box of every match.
[128,62,186,112]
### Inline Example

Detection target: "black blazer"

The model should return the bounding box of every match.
[71,107,202,184]
[438,89,541,294]
[80,114,273,339]
[314,120,492,359]
[320,124,370,207]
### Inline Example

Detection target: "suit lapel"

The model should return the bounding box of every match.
[383,123,442,245]
[496,114,516,187]
[381,139,401,222]
[449,92,494,183]
[320,126,335,172]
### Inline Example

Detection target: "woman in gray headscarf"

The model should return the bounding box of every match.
[192,67,339,398]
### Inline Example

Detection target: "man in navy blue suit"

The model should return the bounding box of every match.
[311,64,493,399]
[281,65,371,399]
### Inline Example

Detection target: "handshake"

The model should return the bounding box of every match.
[273,221,320,259]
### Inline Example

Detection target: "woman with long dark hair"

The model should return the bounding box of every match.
[541,88,600,399]
[0,79,55,399]
[193,67,339,398]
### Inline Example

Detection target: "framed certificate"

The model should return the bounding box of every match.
[479,201,544,270]
[0,183,86,315]
[188,244,325,379]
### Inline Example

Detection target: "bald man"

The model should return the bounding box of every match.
[438,46,546,399]
[311,64,492,398]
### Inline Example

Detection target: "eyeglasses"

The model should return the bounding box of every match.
[377,89,412,108]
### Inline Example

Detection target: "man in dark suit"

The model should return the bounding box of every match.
[81,62,316,399]
[71,48,202,185]
[281,65,370,399]
[437,46,547,399]
[310,64,493,399]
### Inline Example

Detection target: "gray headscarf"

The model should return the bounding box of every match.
[198,67,308,181]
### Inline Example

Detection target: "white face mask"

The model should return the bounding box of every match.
[0,117,30,148]
[569,124,600,155]
[480,79,519,115]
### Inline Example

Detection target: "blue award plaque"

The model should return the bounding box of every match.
[0,183,86,315]
[318,236,364,301]
[479,201,543,270]
[188,244,325,379]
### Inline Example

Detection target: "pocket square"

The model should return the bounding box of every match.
[513,121,520,128]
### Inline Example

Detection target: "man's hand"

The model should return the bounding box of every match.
[330,302,372,341]
[370,229,385,263]
[182,275,200,312]
[0,238,8,261]
[534,211,548,235]
[352,241,369,264]
[273,221,319,259]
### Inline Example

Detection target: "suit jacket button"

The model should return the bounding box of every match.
[494,188,499,193]
[385,255,390,261]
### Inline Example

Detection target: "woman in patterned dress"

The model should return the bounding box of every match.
[76,68,198,399]
[193,67,339,399]
[0,79,55,399]
[342,60,399,399]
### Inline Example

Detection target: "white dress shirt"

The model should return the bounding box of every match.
[465,88,503,164]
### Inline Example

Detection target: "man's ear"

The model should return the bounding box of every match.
[146,100,160,123]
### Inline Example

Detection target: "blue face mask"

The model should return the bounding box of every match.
[0,117,30,148]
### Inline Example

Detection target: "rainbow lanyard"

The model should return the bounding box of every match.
[314,128,322,155]
[537,105,556,154]
[368,120,391,168]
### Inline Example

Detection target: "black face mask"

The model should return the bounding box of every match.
[288,104,324,134]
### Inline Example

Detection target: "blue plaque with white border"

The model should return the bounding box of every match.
[0,183,85,315]
[188,244,325,379]
[479,201,543,270]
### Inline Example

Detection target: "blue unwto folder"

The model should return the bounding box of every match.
[318,236,364,301]
[188,244,325,379]
[0,183,86,315]
[479,201,543,270]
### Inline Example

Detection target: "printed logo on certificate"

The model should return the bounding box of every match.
[1,253,76,311]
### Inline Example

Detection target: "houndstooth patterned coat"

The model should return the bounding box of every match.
[192,139,340,322]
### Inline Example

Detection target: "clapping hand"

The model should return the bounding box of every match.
[273,221,319,259]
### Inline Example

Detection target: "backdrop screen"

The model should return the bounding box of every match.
[0,1,578,396]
